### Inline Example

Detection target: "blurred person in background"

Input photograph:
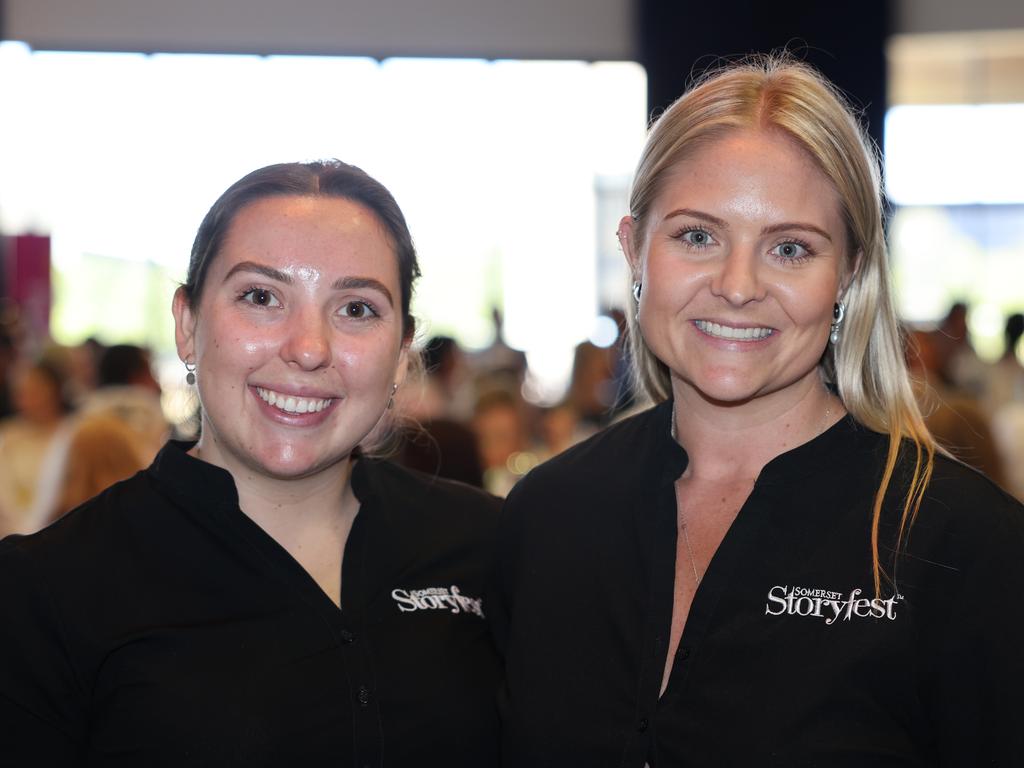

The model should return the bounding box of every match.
[473,388,531,496]
[990,313,1024,501]
[0,358,73,536]
[472,307,528,396]
[906,327,1005,488]
[492,56,1024,766]
[567,339,625,429]
[985,312,1024,415]
[936,300,989,399]
[0,160,501,766]
[78,343,168,462]
[397,335,484,487]
[36,413,148,526]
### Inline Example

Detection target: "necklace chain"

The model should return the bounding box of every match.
[669,397,835,589]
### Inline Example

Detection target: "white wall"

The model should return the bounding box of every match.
[3,0,634,60]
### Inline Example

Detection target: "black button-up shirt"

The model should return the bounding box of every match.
[492,401,1024,766]
[0,442,500,767]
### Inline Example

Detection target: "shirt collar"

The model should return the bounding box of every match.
[652,400,868,487]
[149,439,240,512]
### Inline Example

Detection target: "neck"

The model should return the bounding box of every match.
[190,439,359,542]
[670,375,842,483]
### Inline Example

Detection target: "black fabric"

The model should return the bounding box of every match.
[492,401,1024,767]
[0,441,501,767]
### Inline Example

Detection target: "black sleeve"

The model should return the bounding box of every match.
[0,541,87,766]
[923,500,1024,766]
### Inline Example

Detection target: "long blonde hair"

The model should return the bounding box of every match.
[625,54,935,594]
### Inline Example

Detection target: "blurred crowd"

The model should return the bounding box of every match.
[905,303,1024,502]
[0,323,175,539]
[0,299,1022,541]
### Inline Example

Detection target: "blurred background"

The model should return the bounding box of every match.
[0,0,1022,524]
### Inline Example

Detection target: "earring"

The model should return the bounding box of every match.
[387,382,398,410]
[632,282,642,303]
[830,301,846,345]
[184,359,196,386]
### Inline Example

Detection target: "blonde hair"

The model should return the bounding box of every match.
[50,415,147,523]
[625,54,935,594]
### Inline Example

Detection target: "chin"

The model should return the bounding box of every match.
[250,444,353,481]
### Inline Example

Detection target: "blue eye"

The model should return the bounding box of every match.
[772,241,812,261]
[240,288,280,307]
[679,228,713,247]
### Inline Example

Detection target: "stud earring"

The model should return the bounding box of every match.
[830,301,846,345]
[184,359,197,386]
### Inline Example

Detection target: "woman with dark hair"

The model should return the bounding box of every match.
[492,56,1024,766]
[0,161,500,766]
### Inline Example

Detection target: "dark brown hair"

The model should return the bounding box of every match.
[183,160,420,337]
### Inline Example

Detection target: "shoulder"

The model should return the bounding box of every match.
[356,457,500,525]
[919,451,1024,540]
[0,467,160,586]
[508,402,668,506]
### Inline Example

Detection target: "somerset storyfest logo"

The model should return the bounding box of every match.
[391,585,485,618]
[764,585,901,624]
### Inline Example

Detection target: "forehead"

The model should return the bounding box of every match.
[217,195,397,277]
[652,128,844,227]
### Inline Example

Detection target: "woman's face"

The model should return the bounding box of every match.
[623,128,850,409]
[174,195,409,481]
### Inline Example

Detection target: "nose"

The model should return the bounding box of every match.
[710,247,765,306]
[281,306,331,371]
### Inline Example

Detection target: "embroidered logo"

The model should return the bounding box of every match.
[391,585,485,618]
[764,584,901,624]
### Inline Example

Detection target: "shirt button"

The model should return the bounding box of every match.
[358,685,371,706]
[340,629,355,644]
[679,646,691,661]
[637,718,649,732]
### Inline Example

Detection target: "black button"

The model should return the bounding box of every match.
[340,629,355,644]
[637,718,649,732]
[679,646,691,661]
[358,685,371,706]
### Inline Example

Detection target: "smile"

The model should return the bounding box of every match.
[695,320,774,340]
[256,387,333,414]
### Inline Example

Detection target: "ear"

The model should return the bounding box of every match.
[394,334,412,389]
[172,286,197,365]
[618,214,642,280]
[839,248,864,297]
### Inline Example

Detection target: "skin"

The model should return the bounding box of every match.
[173,195,410,606]
[619,128,856,693]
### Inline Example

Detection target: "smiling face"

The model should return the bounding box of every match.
[173,195,409,481]
[622,128,851,410]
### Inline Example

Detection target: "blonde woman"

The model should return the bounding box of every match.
[492,56,1024,766]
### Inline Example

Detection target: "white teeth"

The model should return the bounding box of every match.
[256,387,332,414]
[695,320,773,340]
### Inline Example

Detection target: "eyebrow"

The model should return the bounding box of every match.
[332,276,394,308]
[224,261,292,284]
[223,261,395,307]
[663,208,833,242]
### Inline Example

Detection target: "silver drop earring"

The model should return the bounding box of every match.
[632,282,642,303]
[830,301,846,345]
[184,359,197,386]
[387,382,398,409]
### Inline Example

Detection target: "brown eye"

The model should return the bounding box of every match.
[241,288,280,307]
[343,301,374,319]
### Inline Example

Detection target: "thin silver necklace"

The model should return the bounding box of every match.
[669,398,834,588]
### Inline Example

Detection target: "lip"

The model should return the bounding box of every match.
[250,384,340,426]
[692,319,776,345]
